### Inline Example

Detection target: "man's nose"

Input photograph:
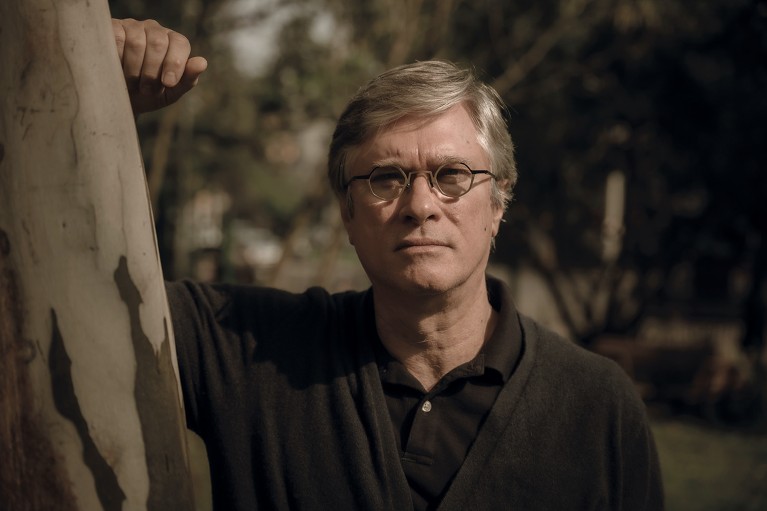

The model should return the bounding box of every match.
[398,172,439,223]
[406,172,435,192]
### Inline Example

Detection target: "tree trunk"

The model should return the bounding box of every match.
[0,1,194,510]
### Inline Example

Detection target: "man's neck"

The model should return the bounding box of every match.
[373,279,498,391]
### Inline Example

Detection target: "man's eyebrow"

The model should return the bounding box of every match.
[368,158,401,169]
[433,154,469,166]
[369,154,469,169]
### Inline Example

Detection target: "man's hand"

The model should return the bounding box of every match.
[112,19,208,116]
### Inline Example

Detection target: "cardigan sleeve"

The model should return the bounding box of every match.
[611,364,665,510]
[165,279,226,433]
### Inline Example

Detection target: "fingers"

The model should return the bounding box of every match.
[112,18,206,114]
[165,56,208,105]
[112,19,126,60]
[112,19,192,91]
[137,24,173,94]
[160,31,193,88]
[116,19,148,92]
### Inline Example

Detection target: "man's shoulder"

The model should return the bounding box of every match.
[166,280,370,325]
[486,275,630,386]
[519,314,635,389]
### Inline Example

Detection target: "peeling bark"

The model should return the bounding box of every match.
[114,257,192,510]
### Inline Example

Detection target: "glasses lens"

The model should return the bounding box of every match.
[435,164,473,197]
[369,166,406,199]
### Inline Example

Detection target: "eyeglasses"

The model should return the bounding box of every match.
[344,162,495,200]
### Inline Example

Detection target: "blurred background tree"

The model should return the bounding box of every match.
[108,0,766,413]
[107,1,767,508]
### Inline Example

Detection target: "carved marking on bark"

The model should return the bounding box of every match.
[20,220,40,265]
[0,229,9,256]
[19,338,36,363]
[49,308,126,511]
[0,142,4,163]
[113,256,193,509]
[51,0,82,167]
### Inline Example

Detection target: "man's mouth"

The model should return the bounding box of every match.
[395,238,448,251]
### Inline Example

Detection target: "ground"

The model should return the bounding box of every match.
[652,414,767,511]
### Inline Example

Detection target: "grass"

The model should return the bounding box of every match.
[652,415,767,511]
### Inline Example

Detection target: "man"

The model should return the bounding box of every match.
[114,19,663,510]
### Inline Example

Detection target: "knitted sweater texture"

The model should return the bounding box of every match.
[166,277,664,510]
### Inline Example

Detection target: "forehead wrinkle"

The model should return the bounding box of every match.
[371,152,470,172]
[350,106,489,174]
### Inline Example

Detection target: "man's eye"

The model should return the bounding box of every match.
[370,168,404,184]
[438,167,470,184]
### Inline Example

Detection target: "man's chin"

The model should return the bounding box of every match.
[370,272,464,298]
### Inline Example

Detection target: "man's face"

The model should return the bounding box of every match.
[341,103,504,298]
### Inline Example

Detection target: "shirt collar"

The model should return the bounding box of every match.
[371,275,524,386]
[482,275,523,383]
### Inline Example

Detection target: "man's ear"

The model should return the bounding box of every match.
[339,192,355,221]
[491,207,504,238]
[491,179,511,237]
[338,195,355,245]
[490,197,507,238]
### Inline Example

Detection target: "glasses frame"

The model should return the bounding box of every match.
[344,163,495,201]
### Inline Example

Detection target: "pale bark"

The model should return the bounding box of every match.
[0,1,194,510]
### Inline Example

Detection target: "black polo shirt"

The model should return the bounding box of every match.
[374,281,524,510]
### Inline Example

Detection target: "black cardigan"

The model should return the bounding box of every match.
[167,277,664,510]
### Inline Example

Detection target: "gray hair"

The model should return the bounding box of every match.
[327,60,517,211]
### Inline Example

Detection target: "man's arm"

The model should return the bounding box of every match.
[111,18,207,116]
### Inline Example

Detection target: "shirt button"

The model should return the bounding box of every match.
[421,400,432,413]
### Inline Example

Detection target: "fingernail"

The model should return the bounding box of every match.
[163,72,177,85]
